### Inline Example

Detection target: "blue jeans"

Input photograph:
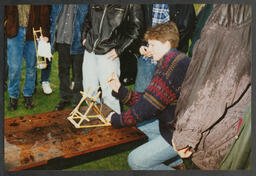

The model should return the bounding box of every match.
[137,119,160,141]
[82,50,121,114]
[7,27,36,98]
[41,59,52,82]
[35,59,51,87]
[135,56,158,134]
[134,56,156,93]
[128,120,183,170]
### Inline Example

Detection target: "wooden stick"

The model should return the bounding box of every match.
[83,91,107,123]
[79,123,111,128]
[78,101,94,125]
[70,95,87,114]
[86,115,101,118]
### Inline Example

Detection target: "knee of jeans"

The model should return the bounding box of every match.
[128,150,149,170]
[26,68,36,77]
[9,67,21,80]
[9,63,21,73]
[128,151,140,170]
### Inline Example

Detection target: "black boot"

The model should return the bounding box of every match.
[24,96,35,109]
[54,100,71,111]
[7,98,18,111]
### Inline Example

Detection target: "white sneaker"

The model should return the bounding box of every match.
[42,81,52,95]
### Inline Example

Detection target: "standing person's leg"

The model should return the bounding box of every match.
[6,27,26,110]
[97,54,121,114]
[34,70,37,94]
[71,54,83,107]
[41,59,52,94]
[134,56,156,93]
[128,135,183,170]
[54,44,72,110]
[82,51,99,101]
[134,56,158,133]
[23,40,37,109]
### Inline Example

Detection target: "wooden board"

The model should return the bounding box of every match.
[4,105,147,171]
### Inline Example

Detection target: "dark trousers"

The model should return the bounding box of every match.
[56,43,83,105]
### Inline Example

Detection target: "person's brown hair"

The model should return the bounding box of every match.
[144,21,180,48]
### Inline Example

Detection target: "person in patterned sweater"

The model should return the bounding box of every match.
[106,21,191,170]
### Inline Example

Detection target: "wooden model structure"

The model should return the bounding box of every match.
[67,87,111,128]
[33,27,47,69]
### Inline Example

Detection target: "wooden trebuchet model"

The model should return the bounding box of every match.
[33,27,47,69]
[67,87,111,128]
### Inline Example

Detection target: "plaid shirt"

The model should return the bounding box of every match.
[142,4,170,64]
[152,4,170,26]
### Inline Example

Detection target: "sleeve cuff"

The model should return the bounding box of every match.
[172,129,202,152]
[111,84,128,101]
[111,90,119,98]
[111,112,123,128]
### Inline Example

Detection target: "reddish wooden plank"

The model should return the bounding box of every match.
[4,105,146,171]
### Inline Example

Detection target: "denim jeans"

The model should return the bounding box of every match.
[134,56,156,93]
[82,50,121,114]
[35,59,51,88]
[7,27,36,98]
[128,120,183,170]
[41,59,52,82]
[135,56,158,132]
[57,43,83,105]
[137,119,160,141]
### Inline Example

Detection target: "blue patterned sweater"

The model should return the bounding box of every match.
[111,49,190,145]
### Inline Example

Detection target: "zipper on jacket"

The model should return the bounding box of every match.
[92,5,108,52]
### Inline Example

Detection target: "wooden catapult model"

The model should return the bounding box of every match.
[33,27,48,69]
[67,86,111,128]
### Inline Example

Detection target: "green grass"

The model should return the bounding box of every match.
[64,152,131,170]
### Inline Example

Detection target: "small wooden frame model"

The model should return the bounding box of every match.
[33,27,47,69]
[67,87,111,128]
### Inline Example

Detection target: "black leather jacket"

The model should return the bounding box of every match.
[143,4,196,53]
[81,4,145,56]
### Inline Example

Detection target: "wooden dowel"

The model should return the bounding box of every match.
[79,123,111,128]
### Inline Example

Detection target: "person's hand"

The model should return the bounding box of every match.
[82,39,86,46]
[172,139,192,158]
[139,46,152,57]
[106,111,115,124]
[107,49,118,61]
[40,36,49,42]
[107,72,121,93]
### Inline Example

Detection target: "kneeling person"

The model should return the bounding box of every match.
[107,21,191,170]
